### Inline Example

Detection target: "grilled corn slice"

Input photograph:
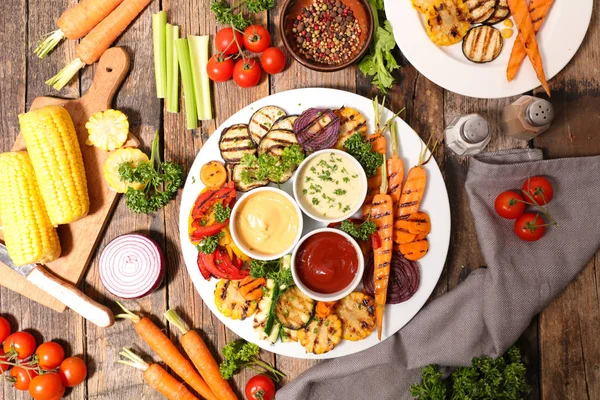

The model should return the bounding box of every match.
[19,105,89,225]
[215,279,257,320]
[334,107,368,150]
[275,286,315,330]
[297,314,342,354]
[334,292,376,341]
[425,0,471,46]
[0,152,61,266]
[411,0,436,13]
[103,148,149,193]
[85,109,129,151]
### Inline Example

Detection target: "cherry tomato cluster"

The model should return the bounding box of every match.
[207,26,286,88]
[245,374,276,400]
[494,176,557,242]
[0,316,87,399]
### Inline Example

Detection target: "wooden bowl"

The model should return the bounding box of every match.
[280,0,374,72]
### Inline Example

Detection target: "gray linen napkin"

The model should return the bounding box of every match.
[278,149,600,400]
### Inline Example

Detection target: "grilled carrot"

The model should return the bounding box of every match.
[387,121,404,207]
[239,276,266,301]
[507,0,551,96]
[315,301,337,319]
[393,219,417,244]
[398,238,429,261]
[507,0,555,82]
[406,212,431,237]
[371,155,394,341]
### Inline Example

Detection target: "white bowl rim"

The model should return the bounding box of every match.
[291,227,365,302]
[229,187,303,261]
[292,149,368,223]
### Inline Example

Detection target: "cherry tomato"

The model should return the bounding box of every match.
[4,331,37,360]
[0,349,10,373]
[245,374,276,400]
[36,342,65,370]
[29,373,64,400]
[10,366,38,391]
[215,27,243,55]
[514,213,546,242]
[47,386,65,400]
[207,54,234,82]
[233,59,262,88]
[59,356,87,387]
[0,316,11,343]
[494,191,526,220]
[522,176,554,205]
[242,25,271,53]
[260,47,286,74]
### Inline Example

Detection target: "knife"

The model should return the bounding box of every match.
[0,244,114,328]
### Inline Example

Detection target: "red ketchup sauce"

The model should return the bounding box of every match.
[295,232,358,294]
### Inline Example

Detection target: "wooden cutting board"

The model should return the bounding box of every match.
[0,48,136,312]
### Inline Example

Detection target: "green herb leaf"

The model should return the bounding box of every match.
[343,133,383,177]
[197,231,224,254]
[213,202,231,223]
[340,219,376,241]
[210,0,275,30]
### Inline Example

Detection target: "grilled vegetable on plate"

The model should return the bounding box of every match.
[248,106,286,145]
[215,279,258,321]
[463,25,503,63]
[219,124,256,164]
[297,314,343,355]
[271,115,298,131]
[334,292,376,341]
[275,286,315,330]
[425,0,471,46]
[465,0,498,24]
[485,0,510,24]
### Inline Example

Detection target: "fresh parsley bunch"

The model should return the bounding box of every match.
[212,202,231,223]
[340,219,377,241]
[240,144,305,184]
[211,0,275,30]
[219,339,286,381]
[197,232,224,254]
[343,133,383,177]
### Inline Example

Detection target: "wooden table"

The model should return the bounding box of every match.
[1,1,598,399]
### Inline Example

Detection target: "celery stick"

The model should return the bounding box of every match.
[166,24,174,108]
[188,35,213,120]
[152,11,167,99]
[168,25,180,114]
[175,38,198,129]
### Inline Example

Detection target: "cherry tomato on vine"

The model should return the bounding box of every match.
[243,25,271,53]
[215,27,243,55]
[233,59,262,88]
[261,47,286,74]
[245,374,276,400]
[514,213,546,242]
[522,176,553,205]
[0,349,10,373]
[10,366,38,391]
[4,331,36,360]
[494,191,526,220]
[29,373,64,400]
[59,356,87,387]
[47,386,66,400]
[0,316,11,343]
[207,54,234,82]
[36,342,65,370]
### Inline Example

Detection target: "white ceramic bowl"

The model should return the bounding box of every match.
[292,149,367,223]
[291,227,364,302]
[229,187,303,261]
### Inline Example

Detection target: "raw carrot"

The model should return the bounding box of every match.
[46,0,153,90]
[371,155,394,341]
[506,0,555,82]
[119,348,199,400]
[387,121,404,207]
[116,303,218,400]
[507,0,551,96]
[164,310,238,400]
[35,0,125,58]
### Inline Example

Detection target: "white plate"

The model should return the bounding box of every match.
[179,88,451,359]
[385,0,593,98]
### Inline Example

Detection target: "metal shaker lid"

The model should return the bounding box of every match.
[460,114,489,144]
[526,99,554,127]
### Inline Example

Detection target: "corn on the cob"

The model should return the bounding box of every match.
[19,106,90,225]
[0,152,61,266]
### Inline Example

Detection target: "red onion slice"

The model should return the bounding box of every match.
[294,108,340,152]
[363,251,420,304]
[99,234,165,299]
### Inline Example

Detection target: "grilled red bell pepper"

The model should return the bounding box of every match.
[197,247,248,280]
[191,181,236,220]
[190,220,228,241]
[197,252,212,280]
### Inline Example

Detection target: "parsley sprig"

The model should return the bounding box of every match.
[118,131,184,214]
[213,202,231,223]
[197,232,224,254]
[343,133,384,177]
[340,219,377,241]
[219,339,286,381]
[210,0,275,30]
[240,144,305,185]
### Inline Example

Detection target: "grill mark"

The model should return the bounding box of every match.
[372,211,392,219]
[531,16,543,24]
[376,262,390,268]
[482,27,492,59]
[221,281,230,300]
[349,121,367,134]
[389,184,401,194]
[221,136,252,143]
[400,201,419,208]
[372,200,386,207]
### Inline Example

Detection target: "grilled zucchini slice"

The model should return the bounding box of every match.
[272,115,298,131]
[484,0,509,24]
[227,163,268,192]
[411,0,436,13]
[334,107,368,150]
[253,279,280,343]
[425,0,471,46]
[215,279,257,320]
[297,315,342,354]
[249,106,287,145]
[465,0,497,24]
[280,327,299,343]
[334,292,376,341]
[219,124,256,164]
[462,25,503,63]
[275,286,315,330]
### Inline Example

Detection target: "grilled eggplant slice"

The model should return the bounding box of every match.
[334,292,376,341]
[484,0,509,24]
[334,107,368,150]
[272,115,298,131]
[297,315,342,354]
[258,129,300,157]
[215,279,257,320]
[227,163,268,192]
[219,124,256,164]
[275,286,315,330]
[462,25,503,63]
[411,0,436,13]
[425,0,472,46]
[249,106,287,145]
[465,0,498,24]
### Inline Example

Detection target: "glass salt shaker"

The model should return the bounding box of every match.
[501,96,554,140]
[444,114,490,156]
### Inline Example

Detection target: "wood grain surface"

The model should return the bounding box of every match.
[0,1,598,399]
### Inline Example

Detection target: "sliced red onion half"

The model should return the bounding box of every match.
[363,251,420,304]
[99,234,165,299]
[294,108,340,152]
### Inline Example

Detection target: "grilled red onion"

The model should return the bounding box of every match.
[363,251,420,304]
[294,108,340,152]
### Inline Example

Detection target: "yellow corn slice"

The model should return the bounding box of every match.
[19,106,90,225]
[103,148,149,193]
[85,109,129,151]
[0,152,61,266]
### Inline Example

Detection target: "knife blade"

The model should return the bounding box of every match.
[0,244,114,328]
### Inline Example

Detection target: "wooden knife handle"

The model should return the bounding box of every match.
[27,267,114,328]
